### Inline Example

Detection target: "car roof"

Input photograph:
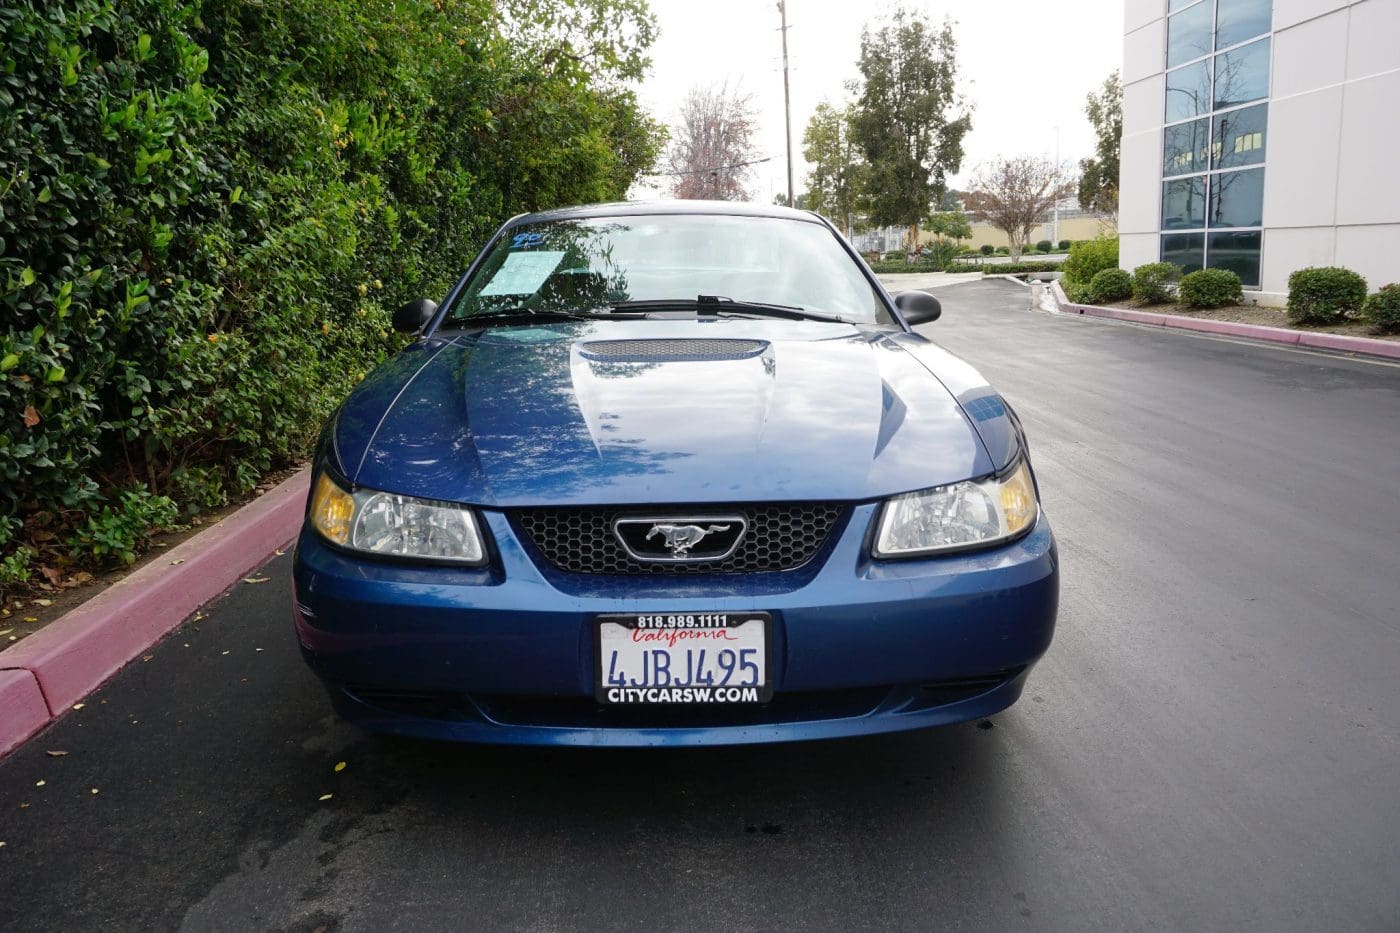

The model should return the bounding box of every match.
[511,199,825,226]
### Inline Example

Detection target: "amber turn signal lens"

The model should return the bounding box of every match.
[309,472,354,545]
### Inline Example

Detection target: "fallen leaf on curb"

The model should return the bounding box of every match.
[142,655,153,662]
[72,703,84,710]
[243,577,270,585]
[275,549,286,556]
[193,612,207,622]
[45,751,67,758]
[170,559,185,566]
[33,598,52,607]
[334,761,346,773]
[318,794,333,802]
[23,617,38,623]
[221,650,230,656]
[0,629,11,638]
[254,647,264,652]
[34,780,45,787]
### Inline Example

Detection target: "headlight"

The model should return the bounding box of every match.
[874,460,1038,558]
[309,472,485,565]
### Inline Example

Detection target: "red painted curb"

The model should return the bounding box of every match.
[1050,281,1400,359]
[0,669,50,757]
[1,468,310,749]
[1297,330,1400,359]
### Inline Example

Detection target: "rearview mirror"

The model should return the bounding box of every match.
[894,290,941,325]
[393,298,438,334]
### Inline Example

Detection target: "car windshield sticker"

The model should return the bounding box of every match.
[477,250,565,296]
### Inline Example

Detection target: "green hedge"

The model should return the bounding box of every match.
[0,0,662,587]
[1131,262,1181,304]
[1287,266,1368,325]
[944,261,1063,274]
[1363,284,1400,334]
[1087,268,1132,303]
[1062,236,1119,287]
[1178,268,1243,308]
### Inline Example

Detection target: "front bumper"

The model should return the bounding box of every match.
[292,504,1059,747]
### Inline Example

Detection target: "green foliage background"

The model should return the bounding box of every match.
[0,0,662,586]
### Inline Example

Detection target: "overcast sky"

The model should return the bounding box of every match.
[632,0,1123,202]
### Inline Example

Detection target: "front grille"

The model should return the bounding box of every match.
[512,503,846,574]
[577,338,766,362]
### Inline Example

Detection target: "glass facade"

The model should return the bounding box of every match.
[1160,0,1272,287]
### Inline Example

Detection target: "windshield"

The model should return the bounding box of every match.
[447,214,890,324]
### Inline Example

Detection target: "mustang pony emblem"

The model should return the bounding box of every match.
[646,523,732,558]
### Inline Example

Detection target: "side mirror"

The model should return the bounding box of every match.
[894,290,941,325]
[393,298,438,334]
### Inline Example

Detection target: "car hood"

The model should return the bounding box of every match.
[335,320,999,507]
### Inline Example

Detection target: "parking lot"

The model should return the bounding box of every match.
[2,278,1397,930]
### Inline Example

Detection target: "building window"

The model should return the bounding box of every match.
[1215,0,1272,50]
[1162,233,1206,271]
[1160,1,1271,288]
[1211,104,1266,170]
[1167,1,1214,68]
[1207,230,1262,286]
[1163,118,1210,175]
[1213,38,1270,110]
[1165,59,1212,122]
[1209,167,1264,227]
[1163,176,1208,228]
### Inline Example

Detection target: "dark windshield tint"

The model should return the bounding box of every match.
[448,214,888,323]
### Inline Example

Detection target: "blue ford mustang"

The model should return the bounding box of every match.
[292,200,1058,746]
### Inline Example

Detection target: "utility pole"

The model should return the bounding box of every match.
[778,1,794,208]
[1052,125,1061,247]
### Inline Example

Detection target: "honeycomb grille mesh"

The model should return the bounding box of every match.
[512,503,845,574]
[577,338,765,362]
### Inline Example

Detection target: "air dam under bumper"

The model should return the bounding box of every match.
[292,504,1059,747]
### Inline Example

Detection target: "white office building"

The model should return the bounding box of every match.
[1119,0,1400,301]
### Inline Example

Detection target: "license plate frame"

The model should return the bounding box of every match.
[594,612,773,705]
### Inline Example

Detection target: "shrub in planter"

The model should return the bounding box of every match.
[1363,284,1400,334]
[979,244,995,256]
[1087,268,1133,303]
[1035,240,1053,253]
[995,246,1010,255]
[1287,267,1368,325]
[1131,262,1182,304]
[1178,268,1243,308]
[1062,236,1119,287]
[1057,239,1071,251]
[1063,281,1093,304]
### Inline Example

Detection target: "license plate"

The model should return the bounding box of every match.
[595,612,772,704]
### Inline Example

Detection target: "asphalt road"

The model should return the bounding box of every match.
[3,278,1398,931]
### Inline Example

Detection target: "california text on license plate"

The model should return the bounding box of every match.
[595,612,772,704]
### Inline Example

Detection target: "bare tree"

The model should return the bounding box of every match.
[667,83,759,200]
[964,157,1075,262]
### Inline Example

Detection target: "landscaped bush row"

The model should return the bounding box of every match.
[1063,254,1396,332]
[1086,268,1132,303]
[944,261,1063,275]
[0,0,663,590]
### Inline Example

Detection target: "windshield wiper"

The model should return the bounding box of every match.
[449,307,644,327]
[610,296,847,323]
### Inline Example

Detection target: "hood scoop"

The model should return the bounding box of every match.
[577,338,767,363]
